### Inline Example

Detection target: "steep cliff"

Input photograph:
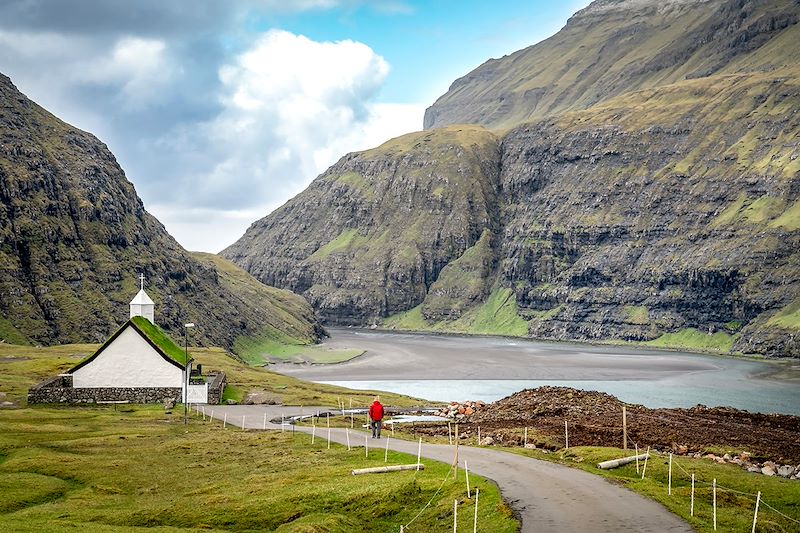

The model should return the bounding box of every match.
[0,74,323,349]
[224,126,501,323]
[225,0,800,357]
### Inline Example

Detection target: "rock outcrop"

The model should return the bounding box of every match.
[0,74,323,349]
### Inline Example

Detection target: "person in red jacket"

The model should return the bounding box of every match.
[368,396,385,438]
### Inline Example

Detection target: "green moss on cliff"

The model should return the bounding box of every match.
[423,229,492,318]
[384,304,428,330]
[309,229,369,261]
[0,318,30,346]
[645,328,735,353]
[467,288,529,336]
[336,172,374,200]
[770,199,800,231]
[624,306,649,325]
[767,299,800,330]
[385,288,528,338]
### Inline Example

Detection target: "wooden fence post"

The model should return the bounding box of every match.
[622,405,627,450]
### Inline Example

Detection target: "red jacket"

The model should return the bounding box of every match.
[369,401,384,421]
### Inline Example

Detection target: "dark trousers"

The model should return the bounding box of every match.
[370,420,382,438]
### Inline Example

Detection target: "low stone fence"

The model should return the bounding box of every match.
[27,371,227,405]
[206,372,226,405]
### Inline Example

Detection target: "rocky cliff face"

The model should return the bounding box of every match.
[224,126,501,324]
[225,0,800,357]
[0,74,323,349]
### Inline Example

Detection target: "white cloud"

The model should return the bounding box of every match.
[1,25,424,253]
[0,31,173,112]
[150,30,424,251]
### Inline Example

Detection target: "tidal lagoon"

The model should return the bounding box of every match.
[274,329,800,415]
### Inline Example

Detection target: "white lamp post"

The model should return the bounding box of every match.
[183,322,195,425]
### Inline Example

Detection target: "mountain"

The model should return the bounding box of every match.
[0,74,323,349]
[424,0,800,131]
[223,126,501,324]
[224,0,800,357]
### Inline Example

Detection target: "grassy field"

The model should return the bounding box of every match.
[233,336,364,366]
[644,328,736,353]
[0,407,516,532]
[0,343,515,531]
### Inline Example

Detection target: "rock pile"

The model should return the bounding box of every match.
[686,450,800,480]
[434,400,485,420]
[405,387,800,473]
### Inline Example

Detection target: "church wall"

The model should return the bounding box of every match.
[28,384,182,404]
[72,326,183,388]
[27,372,227,405]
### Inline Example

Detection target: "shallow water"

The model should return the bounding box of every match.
[276,329,800,415]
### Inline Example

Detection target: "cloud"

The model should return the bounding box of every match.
[0,5,424,253]
[144,30,423,251]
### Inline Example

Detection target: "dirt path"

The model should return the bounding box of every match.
[205,405,691,533]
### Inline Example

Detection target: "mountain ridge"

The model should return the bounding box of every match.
[0,74,323,350]
[424,0,799,131]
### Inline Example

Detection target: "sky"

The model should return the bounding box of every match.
[0,0,590,252]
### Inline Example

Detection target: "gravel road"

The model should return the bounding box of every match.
[205,404,691,533]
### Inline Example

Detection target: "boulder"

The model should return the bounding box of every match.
[481,437,494,446]
[761,465,776,476]
[777,465,794,478]
[163,398,176,410]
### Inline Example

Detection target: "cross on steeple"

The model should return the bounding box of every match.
[139,273,145,290]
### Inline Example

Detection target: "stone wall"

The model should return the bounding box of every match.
[206,372,226,405]
[27,371,227,405]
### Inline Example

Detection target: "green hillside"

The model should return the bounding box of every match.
[0,75,322,351]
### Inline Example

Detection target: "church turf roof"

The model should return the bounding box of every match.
[69,316,189,373]
[129,316,189,366]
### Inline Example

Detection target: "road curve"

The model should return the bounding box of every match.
[205,405,691,533]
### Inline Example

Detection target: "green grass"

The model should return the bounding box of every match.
[384,288,529,338]
[645,328,735,353]
[308,229,369,261]
[742,196,785,224]
[384,304,429,330]
[234,334,363,366]
[0,407,516,532]
[467,288,529,336]
[507,446,800,533]
[336,172,374,200]
[0,318,30,346]
[767,299,800,330]
[770,199,800,231]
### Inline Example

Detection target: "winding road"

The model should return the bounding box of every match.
[205,404,691,533]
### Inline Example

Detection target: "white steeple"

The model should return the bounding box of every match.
[129,273,155,323]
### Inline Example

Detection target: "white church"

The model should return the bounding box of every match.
[28,276,225,405]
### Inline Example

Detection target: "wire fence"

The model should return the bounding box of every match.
[599,410,800,532]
